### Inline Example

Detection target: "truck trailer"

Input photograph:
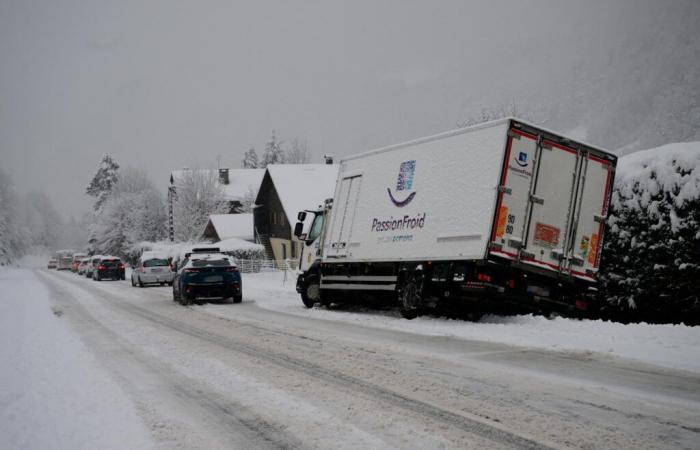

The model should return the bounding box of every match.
[295,118,617,319]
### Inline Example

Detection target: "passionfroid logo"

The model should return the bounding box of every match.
[515,151,529,167]
[387,160,417,207]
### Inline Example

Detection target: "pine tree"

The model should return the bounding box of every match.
[242,147,259,168]
[86,155,120,211]
[261,130,285,168]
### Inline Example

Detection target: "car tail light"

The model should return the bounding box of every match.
[184,268,201,274]
[476,273,492,283]
[506,278,516,289]
[575,299,588,311]
[225,267,239,272]
[231,282,240,292]
[98,265,106,270]
[118,264,124,269]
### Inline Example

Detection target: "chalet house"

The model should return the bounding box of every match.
[254,164,338,266]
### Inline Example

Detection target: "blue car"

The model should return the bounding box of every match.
[172,249,242,305]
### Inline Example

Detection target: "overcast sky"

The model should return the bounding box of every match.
[0,0,695,217]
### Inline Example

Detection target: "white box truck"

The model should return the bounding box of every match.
[294,118,617,318]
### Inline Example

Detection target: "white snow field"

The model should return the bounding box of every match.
[0,268,155,450]
[202,270,700,373]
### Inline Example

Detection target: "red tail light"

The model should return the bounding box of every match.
[225,267,239,272]
[506,278,516,289]
[98,265,106,270]
[476,273,492,283]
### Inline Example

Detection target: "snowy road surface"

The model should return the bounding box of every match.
[2,268,699,449]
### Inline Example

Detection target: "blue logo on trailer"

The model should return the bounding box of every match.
[515,152,529,167]
[387,160,417,207]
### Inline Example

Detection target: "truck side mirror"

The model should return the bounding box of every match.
[297,211,307,222]
[293,221,305,239]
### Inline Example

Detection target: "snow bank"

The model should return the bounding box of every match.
[0,268,154,449]
[207,271,700,373]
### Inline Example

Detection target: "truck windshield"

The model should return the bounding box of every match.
[307,214,324,241]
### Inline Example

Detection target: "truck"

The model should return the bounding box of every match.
[294,118,617,319]
[54,250,74,271]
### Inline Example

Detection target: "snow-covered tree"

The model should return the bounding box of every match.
[86,155,120,212]
[0,169,26,264]
[172,169,228,242]
[599,143,700,325]
[90,167,166,260]
[261,131,285,168]
[21,192,63,252]
[242,147,259,168]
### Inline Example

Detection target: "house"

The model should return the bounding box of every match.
[168,168,265,241]
[254,164,339,266]
[169,168,265,213]
[201,213,254,242]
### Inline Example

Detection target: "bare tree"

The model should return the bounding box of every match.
[172,169,229,242]
[285,138,312,163]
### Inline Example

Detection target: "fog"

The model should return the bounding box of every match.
[1,0,698,216]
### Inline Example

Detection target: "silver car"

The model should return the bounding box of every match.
[131,254,175,287]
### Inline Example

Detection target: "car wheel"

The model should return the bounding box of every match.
[301,275,320,308]
[233,295,242,304]
[95,273,101,282]
[138,277,144,288]
[131,276,136,287]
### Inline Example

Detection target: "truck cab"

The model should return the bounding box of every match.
[294,199,332,307]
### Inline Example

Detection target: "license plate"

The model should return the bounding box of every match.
[203,275,223,283]
[151,268,162,273]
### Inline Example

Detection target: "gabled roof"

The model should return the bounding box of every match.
[170,168,265,201]
[204,213,254,241]
[258,164,339,225]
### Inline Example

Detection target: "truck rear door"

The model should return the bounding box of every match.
[564,154,615,281]
[519,139,581,271]
[327,175,362,258]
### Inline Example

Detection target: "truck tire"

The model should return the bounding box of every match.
[398,274,423,320]
[301,275,321,308]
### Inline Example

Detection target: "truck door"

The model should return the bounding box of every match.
[564,154,614,281]
[520,139,581,271]
[327,175,362,258]
[490,129,538,260]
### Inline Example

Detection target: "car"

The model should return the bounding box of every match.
[85,255,103,278]
[47,259,57,269]
[131,253,175,287]
[92,256,125,281]
[77,257,90,275]
[172,249,241,305]
[71,253,87,272]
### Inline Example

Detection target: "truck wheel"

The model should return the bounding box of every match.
[399,276,423,320]
[301,275,321,308]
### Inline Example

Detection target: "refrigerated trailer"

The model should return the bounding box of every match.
[295,118,617,318]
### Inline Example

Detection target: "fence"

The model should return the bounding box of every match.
[235,258,298,273]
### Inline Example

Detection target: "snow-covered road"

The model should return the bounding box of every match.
[3,268,699,449]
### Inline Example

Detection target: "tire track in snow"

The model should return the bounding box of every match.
[38,270,305,450]
[41,270,557,450]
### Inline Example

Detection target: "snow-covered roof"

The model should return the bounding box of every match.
[170,168,265,201]
[263,164,339,225]
[217,237,265,253]
[205,213,254,241]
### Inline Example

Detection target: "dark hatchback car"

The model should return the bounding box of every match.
[172,250,242,305]
[92,257,125,281]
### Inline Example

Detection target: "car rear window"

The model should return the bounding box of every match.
[191,258,231,267]
[102,259,122,267]
[144,258,169,267]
